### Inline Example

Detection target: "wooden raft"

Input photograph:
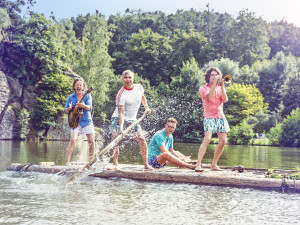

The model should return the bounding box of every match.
[6,163,300,192]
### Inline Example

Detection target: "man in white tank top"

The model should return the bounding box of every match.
[108,70,153,170]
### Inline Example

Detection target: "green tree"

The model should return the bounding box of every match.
[267,123,282,146]
[281,67,300,117]
[170,29,211,76]
[268,20,300,58]
[73,14,114,125]
[247,110,277,133]
[237,65,260,85]
[3,14,66,85]
[155,58,204,142]
[225,83,268,126]
[228,9,270,66]
[255,52,297,112]
[31,73,72,131]
[279,108,300,147]
[0,0,36,38]
[228,120,255,145]
[125,28,173,86]
[0,7,11,41]
[211,13,234,59]
[55,19,81,67]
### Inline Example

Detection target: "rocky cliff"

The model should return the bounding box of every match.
[0,42,102,141]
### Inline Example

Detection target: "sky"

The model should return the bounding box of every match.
[27,0,300,27]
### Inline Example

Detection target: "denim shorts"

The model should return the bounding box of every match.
[71,123,94,135]
[148,156,166,168]
[204,118,230,133]
[109,117,142,133]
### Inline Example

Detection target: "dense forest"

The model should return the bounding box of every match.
[0,0,299,146]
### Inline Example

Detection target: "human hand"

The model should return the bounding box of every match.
[218,78,224,86]
[145,108,151,115]
[76,102,85,108]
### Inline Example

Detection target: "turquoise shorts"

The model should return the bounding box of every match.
[204,118,230,133]
[109,117,142,133]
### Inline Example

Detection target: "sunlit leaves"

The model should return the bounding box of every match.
[225,83,268,126]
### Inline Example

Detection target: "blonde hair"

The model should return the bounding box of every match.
[167,117,178,124]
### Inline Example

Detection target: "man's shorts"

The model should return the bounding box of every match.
[204,118,230,134]
[71,123,94,135]
[109,117,142,133]
[148,156,166,168]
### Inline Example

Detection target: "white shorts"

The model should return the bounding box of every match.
[70,123,94,135]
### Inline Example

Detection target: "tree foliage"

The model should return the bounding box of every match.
[228,120,255,145]
[1,4,300,145]
[269,20,300,58]
[269,108,300,147]
[228,9,270,66]
[31,73,72,131]
[0,7,11,41]
[3,14,66,85]
[72,14,114,125]
[255,52,298,112]
[225,83,268,126]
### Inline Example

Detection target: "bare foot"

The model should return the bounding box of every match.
[211,165,223,171]
[195,164,204,172]
[189,164,197,170]
[66,162,71,166]
[107,165,119,170]
[144,164,154,170]
[183,156,191,162]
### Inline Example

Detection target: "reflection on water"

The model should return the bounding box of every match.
[0,140,300,224]
[1,140,300,171]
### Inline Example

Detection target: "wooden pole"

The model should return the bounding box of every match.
[66,112,148,184]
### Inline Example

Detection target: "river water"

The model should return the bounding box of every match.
[1,140,300,225]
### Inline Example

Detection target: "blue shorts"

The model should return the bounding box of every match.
[148,156,166,168]
[109,117,142,133]
[204,118,230,134]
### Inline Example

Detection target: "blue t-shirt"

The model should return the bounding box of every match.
[148,129,174,159]
[64,92,93,128]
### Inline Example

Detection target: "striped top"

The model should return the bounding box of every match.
[112,84,144,120]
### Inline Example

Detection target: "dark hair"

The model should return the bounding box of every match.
[167,117,178,124]
[204,67,222,83]
[73,78,86,91]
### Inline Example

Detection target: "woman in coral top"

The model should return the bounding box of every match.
[195,67,230,172]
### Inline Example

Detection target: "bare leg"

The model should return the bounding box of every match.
[211,132,227,171]
[108,132,119,170]
[157,152,196,169]
[86,133,95,163]
[135,132,153,170]
[66,132,79,165]
[174,151,191,162]
[195,131,212,172]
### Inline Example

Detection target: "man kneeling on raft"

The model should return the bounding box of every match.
[147,118,196,169]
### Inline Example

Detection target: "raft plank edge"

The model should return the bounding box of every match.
[6,163,300,192]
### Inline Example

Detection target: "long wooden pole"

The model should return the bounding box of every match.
[66,112,148,184]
